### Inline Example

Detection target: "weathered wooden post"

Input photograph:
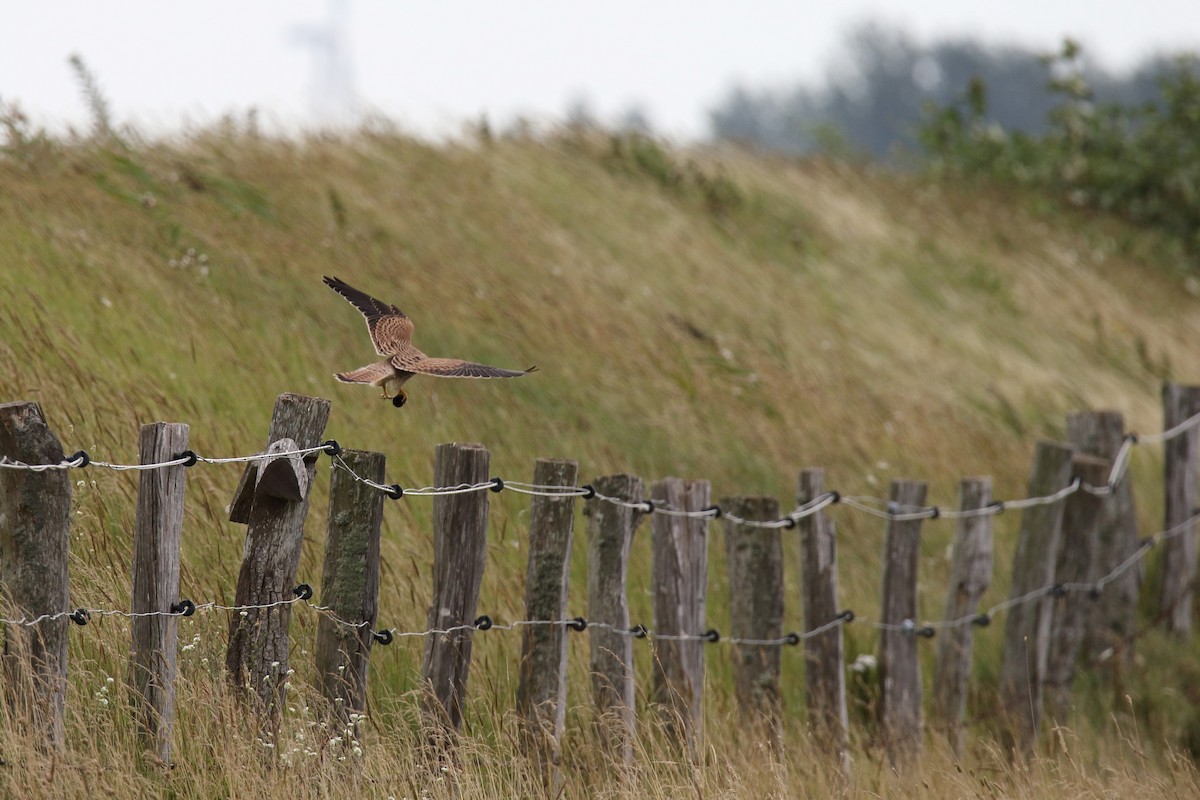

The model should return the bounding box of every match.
[649,476,710,758]
[421,443,491,744]
[516,457,579,783]
[1161,383,1200,634]
[0,401,72,750]
[1067,411,1138,661]
[999,440,1074,756]
[797,468,849,767]
[128,422,189,764]
[315,449,385,721]
[878,479,929,767]
[585,473,644,767]
[933,477,993,757]
[226,393,331,722]
[1045,455,1109,725]
[722,495,784,752]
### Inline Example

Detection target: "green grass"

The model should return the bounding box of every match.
[2,123,1200,797]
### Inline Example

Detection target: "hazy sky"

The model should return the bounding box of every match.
[3,1,1197,140]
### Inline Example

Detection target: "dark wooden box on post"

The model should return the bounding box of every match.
[721,495,784,752]
[1066,411,1138,663]
[999,440,1074,757]
[421,442,490,746]
[877,478,928,768]
[1160,383,1200,635]
[128,421,189,765]
[585,473,644,768]
[797,468,849,767]
[516,457,579,785]
[932,476,993,757]
[225,393,331,723]
[316,448,385,722]
[649,476,710,759]
[0,401,72,751]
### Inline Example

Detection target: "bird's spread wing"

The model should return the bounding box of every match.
[393,351,537,379]
[323,275,414,356]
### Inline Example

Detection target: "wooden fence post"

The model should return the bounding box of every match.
[585,473,644,768]
[932,477,993,757]
[1045,455,1109,725]
[878,478,929,767]
[421,443,491,745]
[516,457,579,782]
[128,422,189,764]
[1066,411,1138,662]
[1161,383,1200,635]
[225,393,331,722]
[999,440,1074,756]
[797,468,849,767]
[722,495,784,752]
[0,401,72,751]
[649,476,710,758]
[315,449,385,721]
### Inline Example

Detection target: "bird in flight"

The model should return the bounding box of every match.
[323,275,536,407]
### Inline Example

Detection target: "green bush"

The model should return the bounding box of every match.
[919,40,1200,259]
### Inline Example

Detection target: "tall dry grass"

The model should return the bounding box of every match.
[2,115,1200,796]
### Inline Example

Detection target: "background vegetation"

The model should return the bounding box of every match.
[3,71,1200,795]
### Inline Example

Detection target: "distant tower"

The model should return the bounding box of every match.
[289,0,356,126]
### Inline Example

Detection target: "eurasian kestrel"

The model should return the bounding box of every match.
[323,275,536,407]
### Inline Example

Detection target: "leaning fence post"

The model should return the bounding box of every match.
[878,478,929,767]
[1066,411,1138,663]
[516,457,579,783]
[315,449,385,722]
[649,476,710,758]
[932,477,993,757]
[1045,455,1109,726]
[128,422,189,764]
[0,401,72,751]
[421,442,491,746]
[999,440,1074,756]
[585,473,644,768]
[722,495,784,752]
[797,468,849,768]
[1160,383,1200,635]
[225,393,331,723]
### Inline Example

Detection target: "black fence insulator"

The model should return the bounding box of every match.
[629,623,648,639]
[1087,585,1103,600]
[175,450,198,467]
[322,439,342,457]
[917,626,937,639]
[293,583,314,601]
[69,608,90,626]
[972,613,991,627]
[69,450,90,468]
[828,490,841,504]
[171,599,196,617]
[489,477,504,493]
[703,504,722,519]
[988,500,1006,514]
[642,500,655,514]
[474,615,493,630]
[1127,432,1139,445]
[581,484,596,499]
[1050,583,1067,598]
[784,632,801,646]
[840,609,856,623]
[567,617,588,631]
[704,628,721,643]
[373,629,394,645]
[927,506,941,520]
[1140,536,1156,550]
[385,484,404,499]
[782,516,797,529]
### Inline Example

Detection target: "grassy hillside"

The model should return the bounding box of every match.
[2,121,1200,797]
